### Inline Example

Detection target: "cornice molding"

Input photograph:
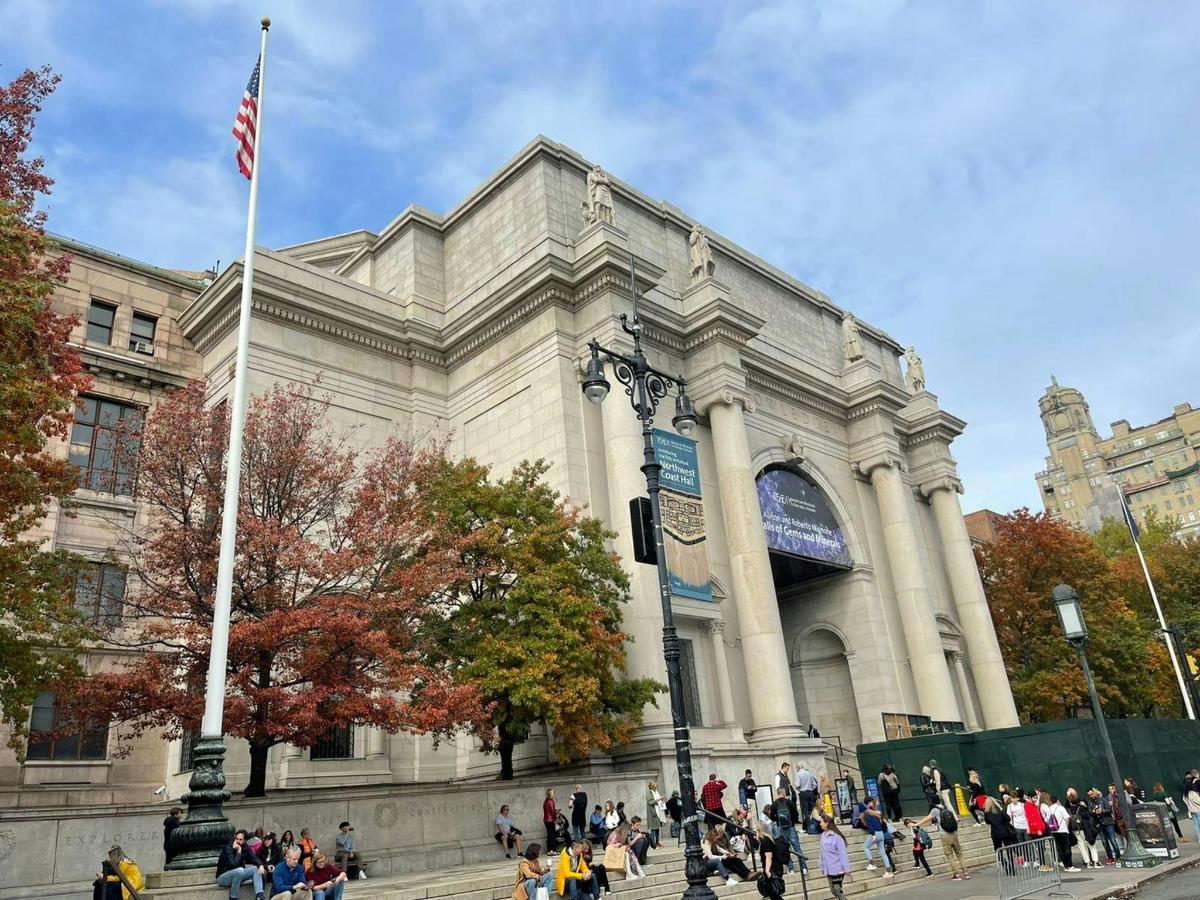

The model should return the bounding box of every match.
[745,368,845,421]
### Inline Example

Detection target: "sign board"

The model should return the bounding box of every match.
[1133,803,1179,858]
[756,469,853,568]
[864,776,879,800]
[835,778,853,822]
[652,429,711,601]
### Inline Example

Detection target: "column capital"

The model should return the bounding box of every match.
[852,451,901,480]
[919,475,964,498]
[946,649,963,663]
[697,386,756,416]
[704,618,726,635]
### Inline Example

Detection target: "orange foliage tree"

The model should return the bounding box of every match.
[67,382,488,795]
[975,508,1175,723]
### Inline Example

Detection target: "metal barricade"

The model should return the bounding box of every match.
[996,837,1073,900]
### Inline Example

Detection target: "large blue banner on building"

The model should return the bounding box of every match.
[652,429,712,601]
[756,468,853,568]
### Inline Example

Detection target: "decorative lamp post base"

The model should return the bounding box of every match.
[165,737,235,870]
[1116,834,1160,869]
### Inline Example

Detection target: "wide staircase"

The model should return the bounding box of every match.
[144,822,998,900]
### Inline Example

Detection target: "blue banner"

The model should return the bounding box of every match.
[756,468,853,568]
[652,429,711,601]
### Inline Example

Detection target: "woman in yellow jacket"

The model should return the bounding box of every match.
[92,847,144,900]
[554,842,599,899]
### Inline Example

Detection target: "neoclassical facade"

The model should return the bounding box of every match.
[1,137,1017,807]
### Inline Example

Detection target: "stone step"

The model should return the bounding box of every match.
[140,829,997,900]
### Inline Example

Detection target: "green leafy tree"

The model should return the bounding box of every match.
[976,509,1174,723]
[420,457,662,780]
[0,67,92,753]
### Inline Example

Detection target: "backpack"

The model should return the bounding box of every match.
[1046,811,1060,831]
[776,802,793,829]
[851,803,866,830]
[1024,801,1047,835]
[938,808,958,833]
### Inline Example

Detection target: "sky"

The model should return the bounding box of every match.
[3,0,1198,514]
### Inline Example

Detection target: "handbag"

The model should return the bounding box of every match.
[534,888,550,900]
[603,844,627,869]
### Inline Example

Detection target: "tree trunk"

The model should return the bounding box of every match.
[244,742,270,798]
[498,722,516,781]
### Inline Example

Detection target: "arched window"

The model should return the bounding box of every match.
[26,692,108,761]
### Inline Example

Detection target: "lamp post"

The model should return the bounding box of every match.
[1052,584,1157,869]
[581,260,714,900]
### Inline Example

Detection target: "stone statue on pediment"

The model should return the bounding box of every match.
[584,165,615,227]
[904,345,926,393]
[688,224,716,283]
[842,313,864,364]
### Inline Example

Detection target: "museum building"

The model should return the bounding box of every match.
[0,137,1018,807]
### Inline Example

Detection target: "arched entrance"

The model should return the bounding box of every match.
[790,627,862,750]
[756,465,854,591]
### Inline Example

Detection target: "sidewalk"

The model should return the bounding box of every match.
[859,841,1200,900]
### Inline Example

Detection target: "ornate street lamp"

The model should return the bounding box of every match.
[582,258,713,900]
[1053,584,1157,869]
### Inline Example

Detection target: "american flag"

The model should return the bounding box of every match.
[232,57,261,180]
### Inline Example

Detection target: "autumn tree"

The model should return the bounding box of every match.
[976,508,1174,723]
[68,382,487,796]
[0,66,93,750]
[419,457,662,780]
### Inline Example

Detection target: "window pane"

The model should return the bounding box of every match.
[52,733,80,760]
[70,423,94,446]
[98,402,123,427]
[87,302,115,327]
[69,445,90,469]
[30,693,56,732]
[75,567,100,621]
[130,314,156,340]
[80,727,108,760]
[76,397,97,424]
[85,322,112,343]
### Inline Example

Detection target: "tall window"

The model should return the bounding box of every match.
[86,300,116,344]
[26,692,108,761]
[69,396,143,495]
[129,313,157,354]
[75,563,125,626]
[678,639,704,728]
[310,724,354,760]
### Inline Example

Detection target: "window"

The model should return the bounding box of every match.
[26,692,108,761]
[678,639,704,728]
[310,724,354,760]
[86,300,116,344]
[74,563,125,626]
[129,313,157,354]
[179,727,201,773]
[69,396,143,495]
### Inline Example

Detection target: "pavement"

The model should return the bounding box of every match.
[850,841,1200,900]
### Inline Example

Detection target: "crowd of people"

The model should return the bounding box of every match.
[205,820,365,900]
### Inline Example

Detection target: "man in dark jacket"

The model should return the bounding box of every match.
[569,784,588,841]
[216,830,265,900]
[162,807,184,863]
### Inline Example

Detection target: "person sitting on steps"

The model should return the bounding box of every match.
[514,843,554,900]
[555,840,599,899]
[272,847,311,898]
[216,829,266,900]
[308,850,350,900]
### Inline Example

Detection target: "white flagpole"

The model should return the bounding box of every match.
[1122,492,1195,720]
[201,17,270,739]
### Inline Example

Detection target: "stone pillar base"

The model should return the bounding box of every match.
[746,723,811,749]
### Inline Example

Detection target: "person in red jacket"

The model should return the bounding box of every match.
[701,773,728,826]
[543,788,560,853]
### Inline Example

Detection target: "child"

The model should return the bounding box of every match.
[904,818,934,876]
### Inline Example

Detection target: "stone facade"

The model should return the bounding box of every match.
[1035,378,1200,537]
[1,137,1018,811]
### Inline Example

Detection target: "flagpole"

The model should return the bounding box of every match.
[1122,492,1196,720]
[166,17,271,870]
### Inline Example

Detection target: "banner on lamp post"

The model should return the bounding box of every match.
[652,428,711,601]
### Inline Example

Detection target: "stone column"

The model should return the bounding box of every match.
[857,454,960,721]
[704,619,737,727]
[366,727,387,758]
[708,392,801,738]
[923,477,1020,728]
[600,386,672,730]
[948,652,980,731]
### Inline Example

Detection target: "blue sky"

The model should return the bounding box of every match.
[4,0,1198,514]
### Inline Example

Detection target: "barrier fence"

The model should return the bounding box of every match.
[996,836,1073,900]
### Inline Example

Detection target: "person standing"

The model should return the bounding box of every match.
[1091,787,1120,863]
[902,818,934,876]
[738,770,757,810]
[1067,789,1101,869]
[774,762,796,806]
[795,764,818,829]
[966,768,987,824]
[770,786,808,874]
[543,788,559,853]
[928,760,953,812]
[818,815,852,899]
[162,807,184,864]
[569,784,588,842]
[914,807,969,881]
[878,765,902,821]
[753,819,787,900]
[700,773,728,826]
[646,780,664,848]
[1185,772,1200,844]
[1152,782,1183,840]
[1046,794,1077,871]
